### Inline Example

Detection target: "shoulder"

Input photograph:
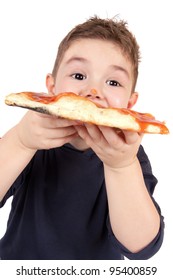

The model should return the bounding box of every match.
[137,145,151,167]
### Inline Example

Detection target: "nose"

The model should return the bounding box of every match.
[90,88,97,95]
[80,88,102,100]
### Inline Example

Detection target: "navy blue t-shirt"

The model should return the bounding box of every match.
[0,144,164,259]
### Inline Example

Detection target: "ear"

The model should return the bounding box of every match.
[46,74,55,95]
[127,92,138,109]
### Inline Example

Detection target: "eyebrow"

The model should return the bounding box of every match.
[65,56,130,78]
[65,56,88,65]
[110,65,130,79]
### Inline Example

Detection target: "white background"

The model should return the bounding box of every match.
[0,0,172,267]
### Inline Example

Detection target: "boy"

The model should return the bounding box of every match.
[0,16,164,259]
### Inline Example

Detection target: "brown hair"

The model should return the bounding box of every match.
[52,16,141,91]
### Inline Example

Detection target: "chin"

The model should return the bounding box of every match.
[70,136,89,151]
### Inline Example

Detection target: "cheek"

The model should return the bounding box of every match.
[54,75,81,94]
[54,79,72,94]
[106,95,129,108]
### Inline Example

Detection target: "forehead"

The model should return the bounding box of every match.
[59,39,133,78]
[63,38,125,60]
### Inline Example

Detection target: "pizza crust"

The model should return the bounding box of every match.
[5,92,169,134]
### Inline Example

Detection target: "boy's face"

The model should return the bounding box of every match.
[47,39,138,109]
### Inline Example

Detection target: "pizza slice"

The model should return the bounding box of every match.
[5,91,169,134]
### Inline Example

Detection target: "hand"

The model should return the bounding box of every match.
[75,124,143,169]
[16,111,78,151]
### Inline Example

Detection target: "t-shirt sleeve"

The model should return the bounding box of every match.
[0,161,32,208]
[107,216,164,260]
[107,145,164,259]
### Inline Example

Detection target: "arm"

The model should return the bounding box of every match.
[0,110,78,201]
[0,126,36,201]
[104,158,160,253]
[75,124,160,253]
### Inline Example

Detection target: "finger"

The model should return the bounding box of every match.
[98,125,125,145]
[36,114,79,129]
[79,124,123,148]
[84,124,104,141]
[46,126,77,139]
[55,117,82,127]
[123,130,142,144]
[41,132,78,149]
[75,125,98,148]
[75,125,89,140]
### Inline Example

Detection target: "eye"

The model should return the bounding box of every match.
[71,73,86,80]
[107,80,121,87]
